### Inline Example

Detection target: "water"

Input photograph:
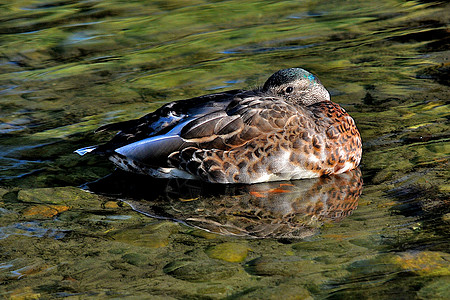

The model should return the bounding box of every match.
[1,0,449,298]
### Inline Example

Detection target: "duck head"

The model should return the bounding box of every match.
[262,68,330,106]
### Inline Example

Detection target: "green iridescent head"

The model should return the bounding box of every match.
[262,68,330,105]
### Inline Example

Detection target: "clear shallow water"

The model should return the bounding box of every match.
[0,0,449,298]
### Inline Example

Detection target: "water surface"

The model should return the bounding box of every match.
[0,0,449,299]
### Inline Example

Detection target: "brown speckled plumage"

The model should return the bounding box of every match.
[76,68,362,184]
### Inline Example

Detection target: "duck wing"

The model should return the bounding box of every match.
[179,95,293,148]
[166,95,303,182]
[92,89,244,154]
[113,94,297,171]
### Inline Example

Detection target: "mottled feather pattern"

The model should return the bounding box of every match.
[165,99,361,183]
[310,101,362,174]
[77,68,362,184]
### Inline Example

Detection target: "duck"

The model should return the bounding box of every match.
[75,68,362,184]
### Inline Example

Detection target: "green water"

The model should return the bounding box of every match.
[1,0,449,298]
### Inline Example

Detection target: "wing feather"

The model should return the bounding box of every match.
[110,94,301,172]
[115,134,193,166]
[91,90,243,154]
[180,112,228,139]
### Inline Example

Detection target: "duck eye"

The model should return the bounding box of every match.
[285,86,294,93]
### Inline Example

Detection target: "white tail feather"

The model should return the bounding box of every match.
[74,145,97,156]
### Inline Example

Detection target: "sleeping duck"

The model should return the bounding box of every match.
[75,68,362,184]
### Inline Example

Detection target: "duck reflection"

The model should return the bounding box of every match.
[85,168,362,239]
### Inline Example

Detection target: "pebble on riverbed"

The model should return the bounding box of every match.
[163,259,239,282]
[22,204,70,218]
[245,256,323,277]
[110,221,179,248]
[205,242,249,263]
[17,187,103,208]
[392,251,450,276]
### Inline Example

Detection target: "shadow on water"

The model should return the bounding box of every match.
[84,169,363,239]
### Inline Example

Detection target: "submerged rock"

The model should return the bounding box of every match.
[234,283,313,300]
[163,259,239,282]
[348,251,450,278]
[22,204,70,218]
[245,256,323,277]
[392,251,450,276]
[8,286,41,300]
[206,242,249,263]
[17,187,102,208]
[110,221,179,248]
[417,277,450,300]
[121,253,149,267]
